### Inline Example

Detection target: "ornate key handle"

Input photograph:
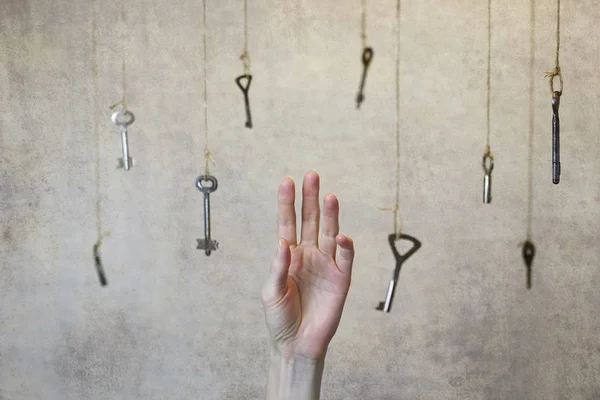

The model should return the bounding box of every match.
[482,151,494,203]
[235,74,253,128]
[376,233,422,313]
[111,109,135,128]
[196,174,218,193]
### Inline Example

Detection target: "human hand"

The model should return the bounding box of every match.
[261,171,355,362]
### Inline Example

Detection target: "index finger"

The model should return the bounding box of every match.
[277,177,297,247]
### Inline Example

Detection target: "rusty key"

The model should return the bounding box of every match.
[356,47,374,109]
[235,74,253,128]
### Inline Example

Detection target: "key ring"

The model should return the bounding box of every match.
[111,109,135,128]
[196,175,218,193]
[482,152,494,175]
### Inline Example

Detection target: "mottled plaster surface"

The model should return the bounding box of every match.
[1,0,599,399]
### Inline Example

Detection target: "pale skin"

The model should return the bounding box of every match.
[261,171,355,400]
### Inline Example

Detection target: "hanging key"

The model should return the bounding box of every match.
[235,74,253,128]
[551,91,561,184]
[93,243,108,286]
[196,174,219,256]
[522,240,535,290]
[482,152,494,203]
[356,47,374,109]
[376,233,421,313]
[111,109,135,170]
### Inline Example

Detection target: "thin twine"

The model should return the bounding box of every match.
[109,0,128,111]
[526,0,535,240]
[378,0,402,238]
[240,0,251,75]
[361,0,367,49]
[91,0,103,249]
[544,0,562,95]
[485,0,492,156]
[202,0,216,175]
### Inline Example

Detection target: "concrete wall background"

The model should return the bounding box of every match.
[1,0,599,399]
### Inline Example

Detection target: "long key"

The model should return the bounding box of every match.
[376,233,421,313]
[235,75,253,128]
[356,47,374,109]
[196,175,218,256]
[111,110,135,170]
[522,240,535,289]
[551,92,561,184]
[482,152,494,203]
[93,243,108,286]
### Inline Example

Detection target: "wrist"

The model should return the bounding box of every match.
[267,348,325,400]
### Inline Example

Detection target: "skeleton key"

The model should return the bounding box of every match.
[522,240,535,289]
[551,91,561,184]
[356,47,374,109]
[196,174,219,256]
[93,243,108,286]
[377,233,421,313]
[111,110,135,170]
[235,74,253,128]
[482,152,494,203]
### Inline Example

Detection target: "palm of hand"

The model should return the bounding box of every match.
[262,172,355,362]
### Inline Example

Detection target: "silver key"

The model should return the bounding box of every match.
[482,152,493,203]
[196,175,218,256]
[111,110,135,170]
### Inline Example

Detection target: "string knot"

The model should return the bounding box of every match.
[240,51,251,74]
[544,66,563,96]
[483,144,494,159]
[109,99,127,112]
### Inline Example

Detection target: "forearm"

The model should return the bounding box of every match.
[267,349,325,400]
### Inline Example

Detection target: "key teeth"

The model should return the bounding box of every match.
[117,157,135,169]
[196,239,219,251]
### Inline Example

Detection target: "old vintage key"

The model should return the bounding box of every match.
[377,233,422,313]
[93,243,108,286]
[196,174,219,256]
[551,91,561,184]
[482,152,494,203]
[356,47,374,109]
[111,109,135,170]
[522,240,535,289]
[235,74,253,128]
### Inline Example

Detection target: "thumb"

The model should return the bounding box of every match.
[261,238,291,305]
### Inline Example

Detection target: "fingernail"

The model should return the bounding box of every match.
[278,238,284,251]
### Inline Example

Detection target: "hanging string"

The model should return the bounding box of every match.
[240,0,251,75]
[92,0,102,248]
[484,0,493,158]
[109,0,128,111]
[91,0,107,286]
[361,0,367,49]
[378,0,402,238]
[526,0,535,240]
[202,0,216,175]
[544,0,562,95]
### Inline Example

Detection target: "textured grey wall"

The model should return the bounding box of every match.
[1,0,599,399]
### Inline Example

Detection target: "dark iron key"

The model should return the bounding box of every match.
[376,233,421,313]
[196,175,219,256]
[93,243,108,286]
[356,47,374,109]
[522,240,535,289]
[236,74,253,128]
[552,92,561,184]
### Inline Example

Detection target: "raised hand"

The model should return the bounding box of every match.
[261,171,355,362]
